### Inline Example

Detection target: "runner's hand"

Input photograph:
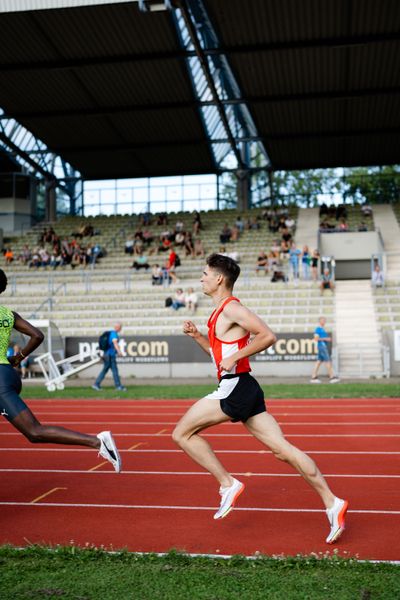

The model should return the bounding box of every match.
[8,355,22,367]
[219,357,237,372]
[183,320,199,337]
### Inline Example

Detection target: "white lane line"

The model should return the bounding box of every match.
[2,420,400,426]
[1,448,400,455]
[0,430,400,439]
[3,411,400,419]
[0,501,399,515]
[1,468,399,478]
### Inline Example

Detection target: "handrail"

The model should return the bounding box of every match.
[27,282,66,318]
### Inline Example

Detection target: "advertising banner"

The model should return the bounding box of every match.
[66,332,324,364]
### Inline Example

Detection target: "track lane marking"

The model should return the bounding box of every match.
[1,448,400,454]
[30,487,67,504]
[128,442,147,450]
[1,501,400,515]
[2,468,400,478]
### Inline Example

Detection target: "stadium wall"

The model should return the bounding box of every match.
[320,231,383,279]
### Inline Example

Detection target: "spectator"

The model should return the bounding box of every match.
[184,231,194,258]
[142,228,154,247]
[302,245,311,280]
[4,248,13,265]
[361,203,373,218]
[38,247,50,267]
[285,215,296,230]
[92,323,127,391]
[247,216,261,230]
[151,264,163,286]
[157,213,168,226]
[29,250,41,269]
[194,237,205,258]
[70,250,81,269]
[271,254,287,283]
[50,250,62,269]
[338,219,348,232]
[164,260,179,285]
[235,216,244,233]
[131,251,150,271]
[167,247,178,270]
[289,242,301,281]
[175,219,185,233]
[124,236,134,255]
[371,263,385,288]
[256,251,269,275]
[271,239,280,254]
[358,222,368,232]
[185,287,198,313]
[192,211,202,235]
[18,245,31,265]
[310,316,340,384]
[320,268,335,295]
[219,223,232,244]
[311,249,320,282]
[157,236,172,254]
[133,233,144,256]
[230,224,240,242]
[171,288,186,311]
[281,227,292,245]
[219,246,240,263]
[174,231,185,248]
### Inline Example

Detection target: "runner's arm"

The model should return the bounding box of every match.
[183,320,210,355]
[219,302,276,371]
[10,312,44,365]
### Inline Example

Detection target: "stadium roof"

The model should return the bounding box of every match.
[0,0,399,179]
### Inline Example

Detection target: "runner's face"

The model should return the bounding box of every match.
[200,265,220,296]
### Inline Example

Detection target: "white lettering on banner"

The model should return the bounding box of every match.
[79,342,98,361]
[394,331,400,361]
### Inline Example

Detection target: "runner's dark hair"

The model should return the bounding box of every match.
[0,269,7,294]
[206,253,240,288]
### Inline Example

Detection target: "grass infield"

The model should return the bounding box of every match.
[0,546,399,600]
[20,382,400,400]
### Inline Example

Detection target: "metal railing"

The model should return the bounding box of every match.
[336,343,389,378]
[28,282,66,319]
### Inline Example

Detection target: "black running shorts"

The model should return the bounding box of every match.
[205,372,266,423]
[0,364,28,422]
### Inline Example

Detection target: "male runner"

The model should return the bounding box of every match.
[0,269,121,472]
[172,253,348,543]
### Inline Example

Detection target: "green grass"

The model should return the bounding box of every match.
[21,382,400,399]
[0,546,399,600]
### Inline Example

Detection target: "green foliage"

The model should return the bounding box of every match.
[20,382,400,400]
[218,165,400,208]
[0,546,399,600]
[343,165,400,204]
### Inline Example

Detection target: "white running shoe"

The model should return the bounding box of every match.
[326,497,348,544]
[97,431,121,473]
[310,378,321,384]
[329,377,340,384]
[213,478,245,520]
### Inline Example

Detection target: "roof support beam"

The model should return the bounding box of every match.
[0,130,56,181]
[3,86,400,120]
[175,0,245,170]
[48,126,399,153]
[1,33,398,72]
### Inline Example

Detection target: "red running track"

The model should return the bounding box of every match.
[1,397,400,560]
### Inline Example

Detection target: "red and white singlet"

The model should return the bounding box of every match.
[207,296,251,380]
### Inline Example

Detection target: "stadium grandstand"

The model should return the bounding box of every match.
[0,0,400,385]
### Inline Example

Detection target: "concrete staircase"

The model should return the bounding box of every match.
[295,207,320,251]
[335,280,383,378]
[373,204,400,279]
